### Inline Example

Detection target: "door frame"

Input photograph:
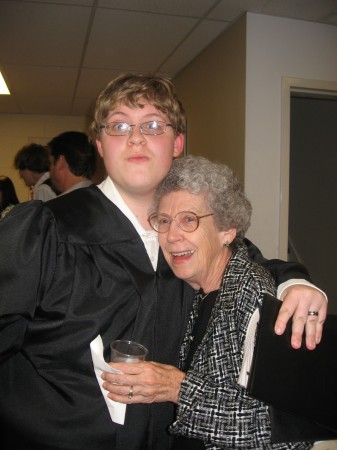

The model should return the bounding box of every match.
[279,77,337,260]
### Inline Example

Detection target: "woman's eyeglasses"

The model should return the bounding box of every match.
[148,211,214,233]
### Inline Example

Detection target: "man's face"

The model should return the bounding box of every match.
[96,101,184,200]
[19,169,35,187]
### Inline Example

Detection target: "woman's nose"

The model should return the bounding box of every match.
[166,219,183,242]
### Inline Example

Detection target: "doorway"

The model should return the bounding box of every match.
[280,77,337,314]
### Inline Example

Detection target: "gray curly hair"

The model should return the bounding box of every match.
[152,155,252,241]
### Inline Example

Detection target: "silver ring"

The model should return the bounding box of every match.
[128,385,133,400]
[308,311,319,316]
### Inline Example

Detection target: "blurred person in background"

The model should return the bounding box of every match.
[48,131,97,195]
[14,143,57,201]
[0,175,19,219]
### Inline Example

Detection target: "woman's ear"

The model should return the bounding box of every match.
[222,228,237,247]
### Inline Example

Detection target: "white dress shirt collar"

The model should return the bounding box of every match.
[97,177,159,270]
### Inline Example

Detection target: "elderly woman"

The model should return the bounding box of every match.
[102,155,312,449]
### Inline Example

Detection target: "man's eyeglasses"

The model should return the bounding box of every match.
[148,211,214,233]
[99,121,173,136]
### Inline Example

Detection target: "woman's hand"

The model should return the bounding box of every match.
[101,361,185,404]
[274,285,327,350]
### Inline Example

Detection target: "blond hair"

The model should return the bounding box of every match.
[89,73,186,141]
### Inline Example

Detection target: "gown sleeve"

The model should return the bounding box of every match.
[0,201,57,362]
[244,238,311,286]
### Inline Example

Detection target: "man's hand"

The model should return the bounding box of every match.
[274,285,327,349]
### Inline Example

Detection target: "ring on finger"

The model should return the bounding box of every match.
[128,385,133,400]
[308,311,319,316]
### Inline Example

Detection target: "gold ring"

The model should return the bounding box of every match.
[128,385,133,399]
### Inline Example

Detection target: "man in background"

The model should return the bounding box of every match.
[14,143,57,201]
[48,131,97,195]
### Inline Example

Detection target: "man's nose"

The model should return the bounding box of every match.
[127,125,146,144]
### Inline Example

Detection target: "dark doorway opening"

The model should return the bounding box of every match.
[289,95,337,313]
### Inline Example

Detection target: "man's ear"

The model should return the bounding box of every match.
[173,133,185,158]
[96,139,104,158]
[55,154,68,171]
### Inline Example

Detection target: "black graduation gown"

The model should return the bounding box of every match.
[0,186,193,450]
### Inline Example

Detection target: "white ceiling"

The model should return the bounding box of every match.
[0,0,336,117]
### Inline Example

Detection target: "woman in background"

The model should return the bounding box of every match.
[0,175,19,219]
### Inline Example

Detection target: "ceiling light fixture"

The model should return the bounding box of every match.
[0,71,10,95]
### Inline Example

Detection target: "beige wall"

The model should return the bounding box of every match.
[174,13,337,259]
[0,114,102,201]
[174,15,246,182]
[244,13,337,258]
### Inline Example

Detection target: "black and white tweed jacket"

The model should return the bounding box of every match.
[170,244,311,450]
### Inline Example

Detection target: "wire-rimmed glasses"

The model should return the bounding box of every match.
[148,211,214,233]
[99,121,173,136]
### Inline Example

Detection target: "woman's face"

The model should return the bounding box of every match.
[157,190,235,291]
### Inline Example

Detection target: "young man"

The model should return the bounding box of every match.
[0,74,326,450]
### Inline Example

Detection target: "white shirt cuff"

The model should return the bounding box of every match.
[277,279,328,301]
